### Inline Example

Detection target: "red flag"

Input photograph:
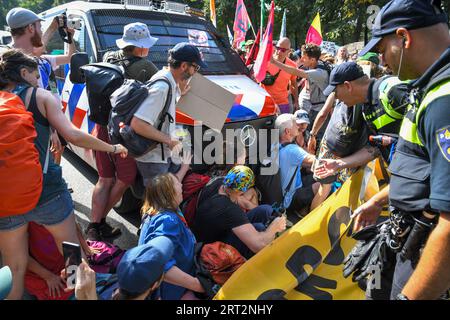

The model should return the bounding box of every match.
[233,0,252,47]
[305,13,323,46]
[245,29,261,66]
[253,1,275,83]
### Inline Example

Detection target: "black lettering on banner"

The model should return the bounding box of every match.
[285,245,337,300]
[323,207,351,265]
[257,207,353,300]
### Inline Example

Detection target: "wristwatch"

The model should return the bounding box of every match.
[396,293,409,300]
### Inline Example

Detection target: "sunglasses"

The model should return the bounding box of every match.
[275,46,289,53]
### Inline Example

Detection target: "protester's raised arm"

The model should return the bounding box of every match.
[270,56,309,79]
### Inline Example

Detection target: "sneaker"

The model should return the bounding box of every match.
[99,219,122,238]
[86,224,102,241]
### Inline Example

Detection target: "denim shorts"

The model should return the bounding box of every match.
[0,190,74,231]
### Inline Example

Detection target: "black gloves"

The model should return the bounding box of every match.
[343,222,394,283]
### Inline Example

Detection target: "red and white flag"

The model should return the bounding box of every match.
[253,1,275,82]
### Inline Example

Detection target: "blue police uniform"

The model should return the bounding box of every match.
[357,0,450,300]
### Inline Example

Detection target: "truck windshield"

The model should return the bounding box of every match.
[91,9,247,75]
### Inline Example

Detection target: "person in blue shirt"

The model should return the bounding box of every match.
[275,113,331,217]
[138,173,206,300]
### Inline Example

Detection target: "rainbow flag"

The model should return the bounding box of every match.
[253,1,274,82]
[233,0,252,47]
[306,13,323,46]
[210,0,217,27]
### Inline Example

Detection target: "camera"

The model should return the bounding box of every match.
[56,14,82,30]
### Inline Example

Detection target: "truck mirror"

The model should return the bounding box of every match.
[70,53,89,83]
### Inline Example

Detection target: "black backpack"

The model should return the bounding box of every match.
[81,63,125,126]
[317,60,333,76]
[107,77,173,158]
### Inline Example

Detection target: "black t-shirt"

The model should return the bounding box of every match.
[192,178,250,243]
[325,100,369,157]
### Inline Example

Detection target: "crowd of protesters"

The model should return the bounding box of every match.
[1,0,449,301]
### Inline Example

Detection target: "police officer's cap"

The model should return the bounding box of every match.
[360,0,448,56]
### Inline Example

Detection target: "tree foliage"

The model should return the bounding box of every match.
[2,0,449,49]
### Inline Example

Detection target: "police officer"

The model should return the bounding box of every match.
[322,62,409,161]
[356,0,450,300]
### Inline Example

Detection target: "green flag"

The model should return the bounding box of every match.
[260,0,265,34]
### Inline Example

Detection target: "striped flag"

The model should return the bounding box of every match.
[210,0,217,27]
[253,1,274,82]
[233,0,252,47]
[227,24,234,46]
[305,13,323,45]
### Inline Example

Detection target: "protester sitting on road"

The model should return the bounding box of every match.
[293,109,311,152]
[24,221,123,300]
[86,23,160,241]
[0,49,127,300]
[131,42,205,187]
[74,237,174,300]
[193,166,286,259]
[139,173,206,300]
[275,114,331,218]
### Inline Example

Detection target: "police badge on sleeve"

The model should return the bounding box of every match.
[437,126,450,162]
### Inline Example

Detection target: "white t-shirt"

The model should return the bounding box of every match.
[134,69,180,163]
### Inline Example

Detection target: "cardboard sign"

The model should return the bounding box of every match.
[176,73,236,131]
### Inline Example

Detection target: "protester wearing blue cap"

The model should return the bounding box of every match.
[130,42,205,185]
[74,237,174,300]
[116,236,174,299]
[344,0,450,301]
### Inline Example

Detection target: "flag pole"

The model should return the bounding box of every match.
[250,22,257,38]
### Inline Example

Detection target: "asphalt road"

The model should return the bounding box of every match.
[61,149,140,250]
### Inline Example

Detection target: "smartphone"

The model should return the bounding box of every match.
[62,241,81,290]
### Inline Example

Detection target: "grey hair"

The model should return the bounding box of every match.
[274,114,295,138]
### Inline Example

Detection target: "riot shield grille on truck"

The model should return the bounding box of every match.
[90,9,247,75]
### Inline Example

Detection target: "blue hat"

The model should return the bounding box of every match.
[323,62,366,96]
[6,7,43,29]
[0,266,12,300]
[360,0,448,56]
[117,236,174,295]
[169,42,207,69]
[294,109,310,125]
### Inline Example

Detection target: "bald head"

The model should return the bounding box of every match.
[277,37,291,49]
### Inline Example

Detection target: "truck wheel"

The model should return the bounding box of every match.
[114,188,142,215]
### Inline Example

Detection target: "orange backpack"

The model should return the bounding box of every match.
[199,242,246,285]
[0,91,42,217]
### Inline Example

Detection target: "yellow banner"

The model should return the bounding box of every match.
[215,163,385,300]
